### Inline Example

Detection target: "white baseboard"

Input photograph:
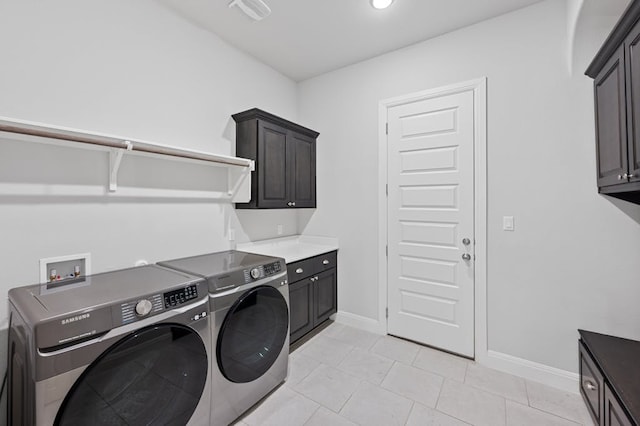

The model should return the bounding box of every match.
[333,311,385,335]
[483,350,580,394]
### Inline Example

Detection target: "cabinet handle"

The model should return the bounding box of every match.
[292,201,296,206]
[296,268,303,274]
[584,380,597,391]
[287,202,292,207]
[618,174,624,180]
[628,174,635,179]
[310,277,316,282]
[322,259,330,265]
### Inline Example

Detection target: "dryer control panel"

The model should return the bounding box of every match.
[243,261,282,283]
[164,285,198,308]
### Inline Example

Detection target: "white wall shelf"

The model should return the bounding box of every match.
[0,116,255,202]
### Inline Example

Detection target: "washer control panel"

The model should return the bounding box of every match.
[121,294,163,325]
[243,261,283,282]
[164,285,198,308]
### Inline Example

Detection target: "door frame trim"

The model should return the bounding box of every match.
[377,77,488,361]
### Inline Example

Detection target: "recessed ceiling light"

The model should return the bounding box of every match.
[371,0,394,9]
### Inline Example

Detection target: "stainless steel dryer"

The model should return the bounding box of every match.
[158,251,289,426]
[8,265,212,426]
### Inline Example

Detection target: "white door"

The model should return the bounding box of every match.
[387,89,475,357]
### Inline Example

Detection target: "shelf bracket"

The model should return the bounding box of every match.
[109,141,132,192]
[228,160,254,202]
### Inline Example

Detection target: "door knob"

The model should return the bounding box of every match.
[462,238,471,246]
[462,253,471,261]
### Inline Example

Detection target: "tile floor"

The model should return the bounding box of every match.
[236,323,594,426]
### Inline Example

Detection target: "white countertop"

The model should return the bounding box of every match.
[237,235,338,263]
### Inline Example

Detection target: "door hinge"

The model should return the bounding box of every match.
[385,245,388,257]
[385,123,388,135]
[386,307,389,319]
[385,183,388,196]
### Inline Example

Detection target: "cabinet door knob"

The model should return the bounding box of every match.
[296,268,304,274]
[618,174,624,180]
[292,201,296,206]
[584,380,597,391]
[628,174,635,179]
[462,253,471,261]
[287,202,292,206]
[462,238,471,246]
[322,259,330,265]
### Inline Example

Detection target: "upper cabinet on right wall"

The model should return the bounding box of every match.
[586,0,640,204]
[233,108,319,209]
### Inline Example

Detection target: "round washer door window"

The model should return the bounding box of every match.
[217,285,289,383]
[55,324,208,426]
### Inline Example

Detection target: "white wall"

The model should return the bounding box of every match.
[297,0,640,373]
[0,0,300,325]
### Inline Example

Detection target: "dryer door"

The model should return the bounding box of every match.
[54,324,208,426]
[217,285,289,383]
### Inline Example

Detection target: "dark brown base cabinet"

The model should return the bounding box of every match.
[578,330,639,426]
[288,251,337,344]
[233,108,319,209]
[586,1,640,204]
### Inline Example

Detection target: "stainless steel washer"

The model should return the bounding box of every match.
[8,265,212,426]
[158,251,289,426]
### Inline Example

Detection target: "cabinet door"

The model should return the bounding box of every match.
[258,120,289,208]
[604,383,633,426]
[288,132,316,208]
[626,20,640,183]
[594,45,629,188]
[289,278,313,344]
[313,268,337,326]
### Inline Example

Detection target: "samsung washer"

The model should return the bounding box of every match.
[158,250,289,426]
[8,265,212,426]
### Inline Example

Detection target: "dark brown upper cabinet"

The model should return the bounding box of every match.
[586,1,640,204]
[233,108,319,209]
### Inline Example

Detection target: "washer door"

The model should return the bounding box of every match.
[55,324,208,426]
[217,285,289,383]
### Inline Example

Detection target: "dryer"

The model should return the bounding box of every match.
[158,251,289,426]
[8,265,211,426]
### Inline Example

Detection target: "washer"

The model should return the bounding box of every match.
[158,250,289,426]
[7,265,212,426]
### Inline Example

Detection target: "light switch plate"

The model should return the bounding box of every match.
[503,216,515,231]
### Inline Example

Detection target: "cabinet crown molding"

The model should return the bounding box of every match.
[232,108,320,139]
[586,0,640,78]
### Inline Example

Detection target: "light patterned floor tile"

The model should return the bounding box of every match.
[526,380,594,425]
[322,323,381,350]
[464,363,528,404]
[305,406,357,426]
[292,364,361,412]
[298,335,354,367]
[506,400,582,426]
[340,381,413,426]
[241,386,318,426]
[370,335,420,364]
[337,347,394,385]
[406,403,471,426]
[287,352,321,386]
[436,379,506,426]
[413,346,469,382]
[381,362,443,408]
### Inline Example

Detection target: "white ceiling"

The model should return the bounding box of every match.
[158,0,546,82]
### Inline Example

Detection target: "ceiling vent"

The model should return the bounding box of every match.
[229,0,272,22]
